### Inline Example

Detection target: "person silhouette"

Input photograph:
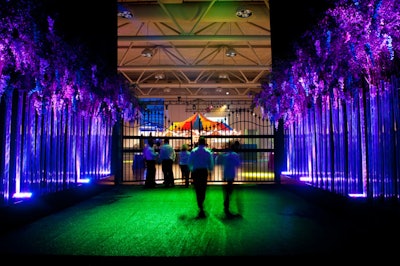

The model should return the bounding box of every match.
[179,143,191,188]
[159,137,176,187]
[216,141,241,218]
[142,138,158,188]
[188,136,214,218]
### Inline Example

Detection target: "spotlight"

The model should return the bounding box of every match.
[141,48,153,57]
[218,73,229,79]
[155,73,165,79]
[117,11,133,19]
[236,7,252,18]
[117,4,133,19]
[225,47,237,57]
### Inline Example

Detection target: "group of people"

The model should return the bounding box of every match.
[142,137,176,188]
[142,136,242,218]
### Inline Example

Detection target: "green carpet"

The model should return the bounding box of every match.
[0,183,399,262]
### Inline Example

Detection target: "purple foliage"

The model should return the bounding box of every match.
[0,0,140,122]
[255,0,400,127]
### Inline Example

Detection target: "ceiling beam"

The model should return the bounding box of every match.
[136,83,262,89]
[118,65,270,71]
[122,2,269,22]
[118,35,270,42]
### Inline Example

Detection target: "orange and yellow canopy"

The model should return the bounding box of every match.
[168,112,232,131]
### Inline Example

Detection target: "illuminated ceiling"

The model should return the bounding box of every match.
[117,0,271,100]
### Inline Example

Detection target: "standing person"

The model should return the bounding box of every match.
[179,143,191,188]
[143,138,158,188]
[188,136,214,218]
[216,141,241,218]
[159,137,176,187]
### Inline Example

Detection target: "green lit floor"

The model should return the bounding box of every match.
[0,181,399,262]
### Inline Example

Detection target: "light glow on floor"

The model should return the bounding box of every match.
[348,193,366,198]
[12,192,33,199]
[78,178,91,184]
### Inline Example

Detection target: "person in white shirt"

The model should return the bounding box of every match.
[188,136,214,218]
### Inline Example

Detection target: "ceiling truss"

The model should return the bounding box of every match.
[117,0,271,100]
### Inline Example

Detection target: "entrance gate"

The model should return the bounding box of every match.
[122,107,277,185]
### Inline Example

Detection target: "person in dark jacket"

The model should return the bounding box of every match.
[143,138,158,188]
[159,138,176,187]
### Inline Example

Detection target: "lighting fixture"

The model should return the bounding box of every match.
[236,7,252,18]
[225,47,237,57]
[141,48,153,57]
[155,73,165,79]
[117,11,133,19]
[12,192,33,199]
[117,4,133,19]
[218,73,229,79]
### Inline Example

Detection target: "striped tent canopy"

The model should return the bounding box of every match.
[168,112,232,132]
